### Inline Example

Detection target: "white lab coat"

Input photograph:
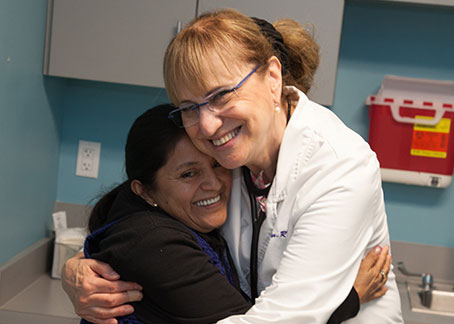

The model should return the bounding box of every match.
[219,88,403,323]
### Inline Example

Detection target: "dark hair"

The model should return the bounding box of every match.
[88,104,186,232]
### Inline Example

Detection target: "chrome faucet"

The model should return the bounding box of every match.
[397,261,433,308]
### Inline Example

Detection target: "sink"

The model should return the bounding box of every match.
[406,278,454,317]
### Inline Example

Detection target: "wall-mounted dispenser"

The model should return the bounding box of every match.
[366,75,454,188]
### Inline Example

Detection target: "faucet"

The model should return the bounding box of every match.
[397,261,433,308]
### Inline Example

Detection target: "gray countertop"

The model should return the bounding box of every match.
[0,238,79,324]
[1,273,452,324]
[0,274,78,324]
[1,237,453,323]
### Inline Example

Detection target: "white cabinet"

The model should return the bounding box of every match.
[198,0,344,106]
[43,0,197,88]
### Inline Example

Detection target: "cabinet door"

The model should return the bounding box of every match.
[197,0,344,106]
[43,0,197,88]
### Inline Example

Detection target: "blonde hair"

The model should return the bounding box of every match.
[163,9,319,106]
[274,19,319,97]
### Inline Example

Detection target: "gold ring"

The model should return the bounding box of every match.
[380,270,387,282]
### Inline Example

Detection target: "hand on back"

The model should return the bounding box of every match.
[354,246,391,304]
[61,252,143,324]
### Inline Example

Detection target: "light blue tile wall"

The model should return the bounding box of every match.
[56,1,454,247]
[0,0,65,265]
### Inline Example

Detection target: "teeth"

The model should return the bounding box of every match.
[195,195,221,207]
[212,128,240,147]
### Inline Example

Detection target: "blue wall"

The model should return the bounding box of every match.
[56,81,168,204]
[333,1,454,247]
[0,0,65,264]
[54,1,454,247]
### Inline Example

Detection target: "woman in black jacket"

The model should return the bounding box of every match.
[82,104,249,323]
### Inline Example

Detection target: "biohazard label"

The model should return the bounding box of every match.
[411,116,451,158]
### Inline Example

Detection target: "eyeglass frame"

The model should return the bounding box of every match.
[168,64,261,128]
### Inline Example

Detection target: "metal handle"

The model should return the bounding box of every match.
[397,261,434,290]
[397,261,422,277]
[176,20,182,35]
[422,273,434,290]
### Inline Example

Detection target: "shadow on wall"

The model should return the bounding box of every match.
[43,76,67,137]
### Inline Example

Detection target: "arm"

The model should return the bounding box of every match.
[327,246,391,324]
[219,154,388,323]
[99,222,251,323]
[61,252,143,324]
[353,245,391,304]
[62,225,251,324]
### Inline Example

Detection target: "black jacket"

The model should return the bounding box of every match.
[88,185,250,323]
[86,184,358,323]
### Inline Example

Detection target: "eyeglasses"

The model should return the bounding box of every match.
[168,64,261,128]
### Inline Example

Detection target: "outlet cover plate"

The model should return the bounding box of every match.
[76,140,101,178]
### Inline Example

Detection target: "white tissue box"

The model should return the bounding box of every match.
[51,227,87,279]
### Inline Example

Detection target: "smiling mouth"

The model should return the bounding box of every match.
[211,127,240,147]
[194,195,221,207]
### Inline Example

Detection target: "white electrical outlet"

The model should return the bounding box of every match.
[76,140,101,178]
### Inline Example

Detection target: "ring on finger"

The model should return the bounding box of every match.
[380,270,387,282]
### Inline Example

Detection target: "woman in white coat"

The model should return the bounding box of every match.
[162,9,403,323]
[62,9,402,324]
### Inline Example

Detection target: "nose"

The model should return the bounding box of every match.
[198,105,223,137]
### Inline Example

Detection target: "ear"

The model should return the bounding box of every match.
[131,180,157,206]
[267,56,283,103]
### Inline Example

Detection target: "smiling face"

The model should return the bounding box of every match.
[149,136,232,233]
[177,55,287,179]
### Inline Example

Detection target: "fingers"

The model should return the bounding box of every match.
[75,259,142,295]
[374,252,391,287]
[362,285,389,304]
[382,255,391,277]
[74,251,85,259]
[355,246,392,305]
[372,286,388,300]
[82,314,118,324]
[373,245,390,273]
[81,291,143,308]
[88,259,121,281]
[362,245,391,270]
[360,246,383,269]
[78,304,134,323]
[127,290,144,303]
[366,271,385,298]
[61,256,143,324]
[371,254,391,293]
[374,250,391,289]
[87,277,143,294]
